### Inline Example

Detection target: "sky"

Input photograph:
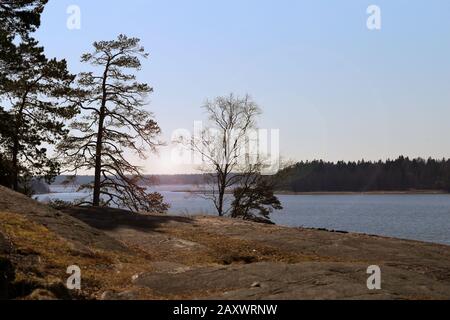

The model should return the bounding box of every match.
[34,0,450,174]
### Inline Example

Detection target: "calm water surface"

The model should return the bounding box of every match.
[34,185,450,245]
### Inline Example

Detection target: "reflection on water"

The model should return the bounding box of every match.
[34,185,450,245]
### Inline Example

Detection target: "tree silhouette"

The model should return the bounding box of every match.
[0,0,47,81]
[277,157,450,193]
[231,164,283,224]
[58,35,168,213]
[0,0,76,193]
[0,0,49,191]
[0,0,46,36]
[1,39,76,192]
[179,94,261,216]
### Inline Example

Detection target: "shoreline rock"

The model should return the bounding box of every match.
[2,185,450,300]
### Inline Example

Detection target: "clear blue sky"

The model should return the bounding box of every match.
[35,0,450,174]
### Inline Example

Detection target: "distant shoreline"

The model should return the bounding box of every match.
[45,184,450,196]
[170,189,450,196]
[274,190,450,195]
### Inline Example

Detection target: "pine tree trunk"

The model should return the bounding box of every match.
[11,103,25,192]
[92,106,105,207]
[11,136,19,191]
[92,64,109,207]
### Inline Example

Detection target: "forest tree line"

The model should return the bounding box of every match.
[276,156,450,192]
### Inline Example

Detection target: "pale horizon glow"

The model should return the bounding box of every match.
[34,0,450,174]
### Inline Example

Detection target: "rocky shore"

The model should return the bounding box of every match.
[1,185,450,300]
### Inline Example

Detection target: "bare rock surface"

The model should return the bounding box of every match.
[66,207,450,300]
[2,185,450,300]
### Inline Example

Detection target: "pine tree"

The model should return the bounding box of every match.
[1,0,76,193]
[1,0,47,90]
[0,1,47,36]
[1,38,77,192]
[58,35,168,213]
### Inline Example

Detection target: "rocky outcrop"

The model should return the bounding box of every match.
[2,185,450,300]
[66,206,450,300]
[0,186,150,300]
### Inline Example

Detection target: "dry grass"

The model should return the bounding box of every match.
[159,226,322,266]
[0,212,155,299]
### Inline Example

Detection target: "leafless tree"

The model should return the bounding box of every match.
[178,94,261,216]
